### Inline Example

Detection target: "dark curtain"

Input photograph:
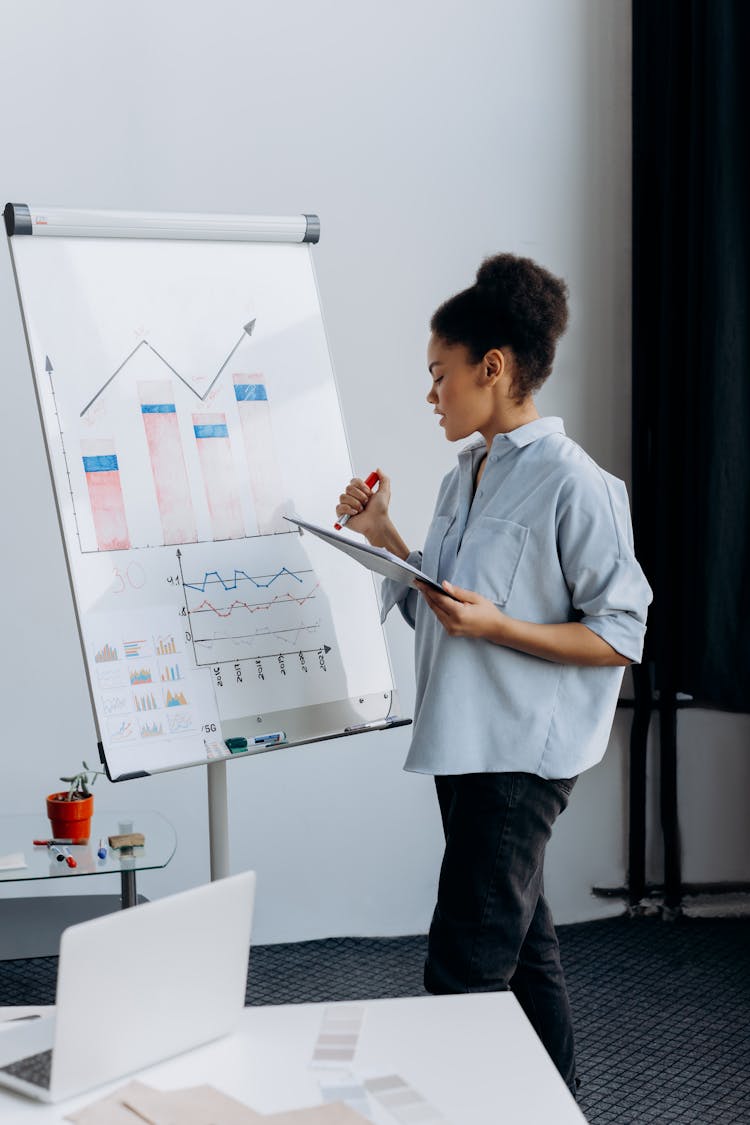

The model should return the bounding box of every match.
[632,0,750,711]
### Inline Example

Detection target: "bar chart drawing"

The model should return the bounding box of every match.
[234,375,287,533]
[134,691,159,712]
[139,380,197,545]
[140,719,164,738]
[81,440,131,551]
[193,412,246,541]
[154,634,179,657]
[165,689,188,707]
[129,667,153,685]
[46,317,300,553]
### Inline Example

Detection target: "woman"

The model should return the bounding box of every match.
[336,253,652,1097]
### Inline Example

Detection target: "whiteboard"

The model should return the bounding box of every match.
[7,219,400,780]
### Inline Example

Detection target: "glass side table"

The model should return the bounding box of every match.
[0,811,176,910]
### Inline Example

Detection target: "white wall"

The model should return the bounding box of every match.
[2,0,746,944]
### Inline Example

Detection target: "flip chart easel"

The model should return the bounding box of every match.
[4,203,408,878]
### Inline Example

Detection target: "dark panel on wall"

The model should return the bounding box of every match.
[632,0,750,711]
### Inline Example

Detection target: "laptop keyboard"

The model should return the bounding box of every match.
[0,1048,52,1089]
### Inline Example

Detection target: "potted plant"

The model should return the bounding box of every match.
[46,760,106,842]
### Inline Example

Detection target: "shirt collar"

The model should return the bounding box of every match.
[501,416,565,448]
[459,417,565,460]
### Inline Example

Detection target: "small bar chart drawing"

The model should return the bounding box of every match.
[134,691,158,712]
[154,634,178,656]
[129,667,153,685]
[140,719,164,738]
[81,440,131,551]
[193,413,246,541]
[233,375,287,534]
[139,380,197,545]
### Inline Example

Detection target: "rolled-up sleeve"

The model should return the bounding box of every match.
[557,472,653,663]
[380,550,423,628]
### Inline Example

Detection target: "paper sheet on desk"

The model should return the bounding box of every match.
[264,1106,369,1123]
[0,852,26,870]
[67,1079,370,1125]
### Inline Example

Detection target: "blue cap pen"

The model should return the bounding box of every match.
[252,731,286,747]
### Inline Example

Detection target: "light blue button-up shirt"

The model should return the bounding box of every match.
[381,417,653,779]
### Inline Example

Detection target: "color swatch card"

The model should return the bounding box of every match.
[311,1006,366,1069]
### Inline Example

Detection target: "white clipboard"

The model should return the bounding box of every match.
[284,515,457,598]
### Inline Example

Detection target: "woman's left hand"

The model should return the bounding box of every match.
[416,580,505,639]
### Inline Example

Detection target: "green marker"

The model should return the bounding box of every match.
[225,737,248,753]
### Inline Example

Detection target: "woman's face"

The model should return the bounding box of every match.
[426,335,491,442]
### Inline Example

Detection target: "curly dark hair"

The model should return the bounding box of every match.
[430,253,569,401]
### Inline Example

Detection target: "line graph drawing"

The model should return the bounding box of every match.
[168,711,194,734]
[183,565,310,593]
[79,320,256,417]
[101,694,129,716]
[108,717,136,743]
[179,559,325,666]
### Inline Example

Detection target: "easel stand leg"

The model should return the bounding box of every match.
[208,759,230,881]
[121,869,137,909]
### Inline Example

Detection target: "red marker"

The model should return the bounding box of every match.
[335,471,379,530]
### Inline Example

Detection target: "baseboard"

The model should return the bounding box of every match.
[0,895,148,960]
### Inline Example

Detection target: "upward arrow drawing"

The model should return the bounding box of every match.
[79,318,257,417]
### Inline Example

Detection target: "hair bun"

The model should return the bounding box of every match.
[430,252,569,399]
[475,253,517,292]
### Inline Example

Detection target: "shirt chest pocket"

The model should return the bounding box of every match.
[421,515,455,582]
[453,516,529,607]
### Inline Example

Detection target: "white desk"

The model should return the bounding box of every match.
[0,994,586,1123]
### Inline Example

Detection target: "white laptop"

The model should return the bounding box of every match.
[0,870,255,1103]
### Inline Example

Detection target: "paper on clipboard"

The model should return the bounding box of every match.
[283,516,457,598]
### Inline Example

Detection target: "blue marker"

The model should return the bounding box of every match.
[97,838,107,860]
[252,731,286,747]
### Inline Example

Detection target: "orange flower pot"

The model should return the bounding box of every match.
[46,792,93,843]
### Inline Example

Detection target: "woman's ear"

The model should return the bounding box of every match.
[483,348,505,384]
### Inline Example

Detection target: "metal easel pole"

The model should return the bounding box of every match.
[207,760,230,881]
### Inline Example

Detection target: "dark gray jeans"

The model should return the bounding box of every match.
[425,771,578,1096]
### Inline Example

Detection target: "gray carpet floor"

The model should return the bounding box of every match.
[1,915,748,1123]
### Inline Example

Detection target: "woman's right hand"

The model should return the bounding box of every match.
[336,469,391,542]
